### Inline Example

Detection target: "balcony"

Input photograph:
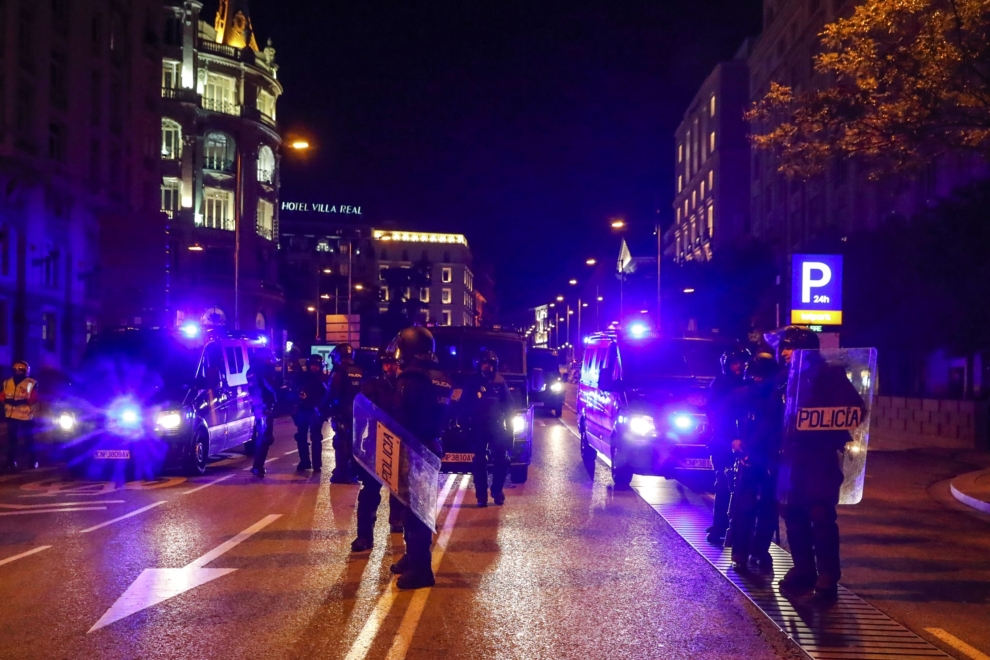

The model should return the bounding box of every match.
[199,39,254,63]
[204,156,235,173]
[162,86,199,103]
[256,221,273,241]
[241,106,276,129]
[201,96,240,116]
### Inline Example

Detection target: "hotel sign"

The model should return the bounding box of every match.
[281,202,362,215]
[791,254,843,326]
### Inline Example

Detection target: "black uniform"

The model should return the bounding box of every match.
[352,371,403,549]
[328,358,364,482]
[728,374,784,570]
[778,354,864,595]
[393,357,453,587]
[249,360,278,476]
[293,370,328,471]
[707,372,744,541]
[461,372,513,505]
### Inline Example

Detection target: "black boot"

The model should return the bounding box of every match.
[350,537,373,552]
[251,466,266,478]
[778,567,817,594]
[390,555,410,574]
[493,491,505,506]
[397,568,435,590]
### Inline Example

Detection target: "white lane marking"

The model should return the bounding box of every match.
[0,501,125,509]
[89,514,282,633]
[384,474,471,660]
[0,546,51,567]
[284,449,299,455]
[0,507,107,516]
[926,629,990,660]
[342,475,459,660]
[182,474,234,495]
[79,501,165,534]
[264,457,280,464]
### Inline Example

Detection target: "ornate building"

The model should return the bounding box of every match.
[159,0,283,333]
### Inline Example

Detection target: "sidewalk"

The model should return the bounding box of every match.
[950,468,990,514]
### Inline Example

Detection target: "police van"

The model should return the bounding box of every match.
[577,325,727,488]
[52,326,269,478]
[430,327,536,483]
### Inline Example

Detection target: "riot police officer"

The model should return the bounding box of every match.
[248,350,279,478]
[2,361,39,471]
[773,326,864,600]
[706,345,750,544]
[728,352,783,573]
[293,354,328,472]
[461,350,512,507]
[387,326,453,590]
[351,347,403,552]
[327,343,364,484]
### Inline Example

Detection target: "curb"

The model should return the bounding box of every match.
[949,468,990,515]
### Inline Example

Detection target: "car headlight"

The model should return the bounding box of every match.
[628,414,656,436]
[512,414,526,435]
[55,412,76,432]
[671,414,696,431]
[550,381,564,393]
[156,411,183,431]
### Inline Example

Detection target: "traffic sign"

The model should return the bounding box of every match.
[791,254,843,325]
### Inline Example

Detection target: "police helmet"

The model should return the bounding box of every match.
[745,352,779,380]
[720,346,752,374]
[474,350,499,372]
[779,326,820,351]
[390,326,436,366]
[377,346,398,366]
[12,361,29,377]
[307,354,325,369]
[330,343,354,365]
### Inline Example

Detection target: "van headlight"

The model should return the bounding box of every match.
[55,412,77,432]
[156,411,183,431]
[628,415,656,436]
[512,414,526,435]
[550,381,564,393]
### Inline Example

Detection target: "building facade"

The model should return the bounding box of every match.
[671,47,751,263]
[158,0,283,334]
[0,0,163,373]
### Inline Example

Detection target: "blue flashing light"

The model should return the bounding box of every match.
[449,346,458,356]
[628,322,649,339]
[120,407,141,426]
[671,414,695,431]
[180,322,201,338]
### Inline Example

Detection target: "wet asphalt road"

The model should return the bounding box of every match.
[0,416,802,660]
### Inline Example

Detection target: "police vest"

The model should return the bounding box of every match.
[3,377,38,421]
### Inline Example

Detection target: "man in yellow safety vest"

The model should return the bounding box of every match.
[1,361,39,471]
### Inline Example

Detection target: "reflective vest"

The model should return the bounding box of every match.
[3,377,38,421]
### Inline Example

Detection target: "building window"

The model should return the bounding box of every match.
[380,287,390,302]
[441,288,452,304]
[708,170,714,191]
[0,300,8,346]
[710,94,716,116]
[48,122,67,163]
[203,73,237,115]
[707,205,714,238]
[257,145,275,183]
[441,267,452,283]
[709,131,716,152]
[91,71,102,125]
[161,119,181,160]
[204,132,235,172]
[256,199,274,240]
[161,179,180,218]
[163,13,182,47]
[420,288,430,303]
[691,190,697,209]
[257,89,275,120]
[16,80,33,134]
[676,207,681,224]
[91,14,103,56]
[677,144,683,163]
[700,180,706,198]
[203,188,234,231]
[89,140,101,186]
[109,79,122,135]
[441,310,452,326]
[18,8,33,71]
[464,270,473,290]
[162,60,181,91]
[50,51,68,109]
[677,175,683,193]
[42,312,56,352]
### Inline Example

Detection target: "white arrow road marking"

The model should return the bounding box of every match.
[0,501,126,510]
[89,514,281,633]
[0,546,51,567]
[181,474,234,495]
[79,501,166,534]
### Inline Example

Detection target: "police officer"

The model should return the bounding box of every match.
[774,326,864,600]
[461,350,512,507]
[387,326,453,590]
[351,347,403,552]
[2,361,39,471]
[327,343,363,484]
[293,354,328,472]
[728,352,783,573]
[706,345,751,545]
[248,350,279,478]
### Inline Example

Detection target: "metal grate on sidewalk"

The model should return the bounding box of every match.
[631,476,950,660]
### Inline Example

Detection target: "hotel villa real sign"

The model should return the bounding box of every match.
[281,201,362,215]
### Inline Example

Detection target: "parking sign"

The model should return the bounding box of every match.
[791,254,843,325]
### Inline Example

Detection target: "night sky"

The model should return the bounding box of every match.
[238,0,764,312]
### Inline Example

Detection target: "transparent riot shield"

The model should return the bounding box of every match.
[352,394,442,532]
[784,348,878,505]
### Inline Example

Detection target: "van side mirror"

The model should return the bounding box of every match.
[530,368,545,392]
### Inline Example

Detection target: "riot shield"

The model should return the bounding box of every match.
[352,394,442,532]
[784,348,877,505]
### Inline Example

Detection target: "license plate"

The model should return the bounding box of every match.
[442,452,475,463]
[94,450,131,460]
[681,457,712,469]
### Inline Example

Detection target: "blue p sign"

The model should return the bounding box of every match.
[791,254,843,325]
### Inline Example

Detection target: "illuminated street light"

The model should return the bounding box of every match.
[306,306,316,312]
[586,258,597,266]
[354,284,365,291]
[188,243,204,252]
[549,303,556,308]
[320,294,330,299]
[556,295,564,302]
[597,296,604,302]
[610,218,626,229]
[290,140,310,150]
[582,303,588,307]
[322,268,332,274]
[683,288,696,294]
[569,279,578,285]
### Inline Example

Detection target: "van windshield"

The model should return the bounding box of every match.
[78,333,201,404]
[435,335,525,374]
[527,350,561,374]
[620,339,723,383]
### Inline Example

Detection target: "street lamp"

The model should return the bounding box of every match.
[610,218,627,229]
[188,243,204,252]
[585,258,597,266]
[568,279,578,285]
